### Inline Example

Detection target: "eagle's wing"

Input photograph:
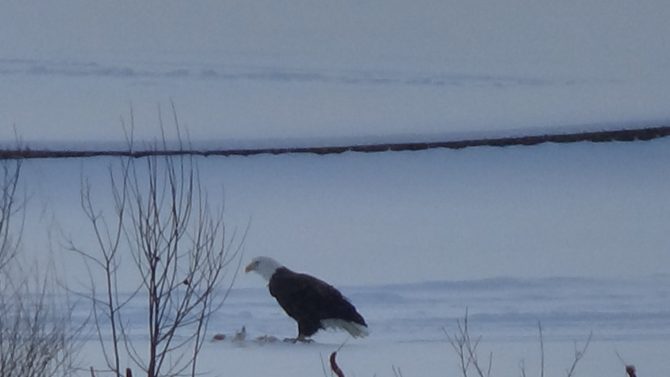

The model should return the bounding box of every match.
[269,268,366,336]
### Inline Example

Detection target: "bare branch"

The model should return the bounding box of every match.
[0,158,23,270]
[538,321,544,377]
[392,365,404,377]
[565,332,592,377]
[445,309,493,377]
[519,360,527,377]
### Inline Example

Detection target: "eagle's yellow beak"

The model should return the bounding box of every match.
[244,261,257,273]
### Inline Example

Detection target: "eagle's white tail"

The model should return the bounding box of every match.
[321,319,369,338]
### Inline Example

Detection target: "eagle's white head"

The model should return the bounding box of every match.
[245,256,282,282]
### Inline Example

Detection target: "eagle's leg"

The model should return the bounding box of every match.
[296,334,313,343]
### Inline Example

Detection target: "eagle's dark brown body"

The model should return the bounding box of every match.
[268,267,367,338]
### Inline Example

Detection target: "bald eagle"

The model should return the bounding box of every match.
[245,256,369,342]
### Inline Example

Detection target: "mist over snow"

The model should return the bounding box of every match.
[1,0,670,145]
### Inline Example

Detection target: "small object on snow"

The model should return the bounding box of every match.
[625,365,636,377]
[211,333,226,342]
[254,335,279,344]
[233,326,247,342]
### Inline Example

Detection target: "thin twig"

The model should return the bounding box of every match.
[565,332,592,377]
[538,321,544,377]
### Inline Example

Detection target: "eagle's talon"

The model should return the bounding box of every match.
[283,337,313,344]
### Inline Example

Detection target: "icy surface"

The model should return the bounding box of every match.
[14,138,670,376]
[74,275,670,376]
[23,139,670,287]
[216,276,670,344]
[25,138,670,288]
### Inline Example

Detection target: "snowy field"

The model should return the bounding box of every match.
[19,138,670,376]
[73,274,670,377]
[203,275,670,377]
[3,1,670,376]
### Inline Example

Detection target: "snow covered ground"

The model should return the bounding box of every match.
[206,274,670,377]
[18,138,670,376]
[23,138,670,288]
[73,275,670,376]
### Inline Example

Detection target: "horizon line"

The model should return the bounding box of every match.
[1,125,668,160]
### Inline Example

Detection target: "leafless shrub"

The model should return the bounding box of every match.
[0,155,80,377]
[0,158,23,271]
[0,266,80,377]
[71,107,244,377]
[445,312,591,377]
[444,310,493,377]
